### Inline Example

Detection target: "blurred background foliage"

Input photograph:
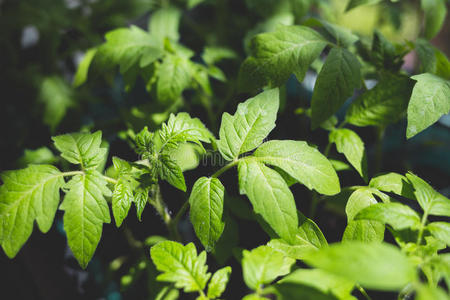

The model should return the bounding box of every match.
[0,0,449,299]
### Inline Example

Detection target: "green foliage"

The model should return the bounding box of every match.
[189,177,225,251]
[217,89,279,161]
[311,48,361,128]
[242,245,295,290]
[304,242,417,291]
[239,25,327,91]
[406,73,450,139]
[329,129,367,180]
[0,165,64,257]
[2,1,450,298]
[150,241,231,299]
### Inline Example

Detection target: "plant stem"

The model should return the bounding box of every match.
[103,175,118,185]
[62,170,84,177]
[416,210,429,245]
[211,159,240,178]
[309,191,319,218]
[168,200,190,242]
[357,285,372,300]
[150,184,172,225]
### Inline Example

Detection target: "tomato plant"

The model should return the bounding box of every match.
[1,0,449,299]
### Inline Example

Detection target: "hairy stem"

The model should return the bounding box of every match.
[211,159,240,178]
[357,285,372,300]
[417,210,429,245]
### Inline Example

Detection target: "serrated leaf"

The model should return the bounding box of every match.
[346,74,414,127]
[238,158,298,243]
[343,188,384,243]
[217,89,279,161]
[304,242,417,291]
[406,73,450,139]
[112,179,134,227]
[427,222,450,246]
[159,154,186,192]
[329,129,367,180]
[207,266,231,299]
[149,6,181,43]
[39,76,74,131]
[421,0,447,40]
[157,54,192,103]
[52,131,107,170]
[73,48,97,87]
[254,140,340,195]
[304,18,359,47]
[416,39,450,80]
[0,165,64,257]
[239,25,327,91]
[134,187,150,221]
[355,203,421,230]
[369,172,415,199]
[158,112,213,153]
[150,241,211,292]
[345,0,382,12]
[189,177,225,252]
[278,269,355,300]
[406,172,450,217]
[242,245,295,290]
[97,25,164,72]
[268,212,327,260]
[60,171,111,268]
[311,48,361,129]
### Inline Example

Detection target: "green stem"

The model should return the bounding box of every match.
[357,285,372,300]
[211,159,240,178]
[168,200,190,242]
[417,210,429,245]
[103,175,118,185]
[62,170,84,177]
[309,191,319,218]
[150,184,172,225]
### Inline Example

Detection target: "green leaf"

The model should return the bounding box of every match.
[304,18,359,47]
[329,129,367,180]
[158,154,186,192]
[239,25,327,91]
[416,285,449,300]
[421,0,447,40]
[52,131,107,170]
[238,158,299,243]
[217,89,279,161]
[112,179,134,227]
[97,25,164,72]
[60,171,111,268]
[202,47,237,65]
[416,39,450,80]
[311,48,361,129]
[189,177,225,252]
[345,0,382,12]
[346,74,414,127]
[207,266,231,299]
[343,188,384,243]
[270,283,339,300]
[0,165,64,257]
[157,54,192,103]
[242,245,295,290]
[304,242,417,291]
[149,6,181,43]
[427,222,450,246]
[406,172,450,217]
[268,212,328,260]
[39,76,74,131]
[369,172,415,199]
[150,241,211,292]
[278,269,355,300]
[17,147,57,167]
[158,112,213,153]
[155,286,180,300]
[254,140,340,195]
[242,294,268,300]
[329,159,351,172]
[167,143,202,172]
[406,73,450,139]
[135,187,150,221]
[73,48,97,87]
[355,203,421,230]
